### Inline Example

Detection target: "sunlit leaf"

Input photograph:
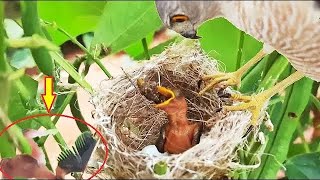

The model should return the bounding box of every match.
[38,1,106,45]
[198,18,262,72]
[125,32,153,58]
[93,1,162,54]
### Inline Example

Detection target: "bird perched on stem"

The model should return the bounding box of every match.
[155,1,320,125]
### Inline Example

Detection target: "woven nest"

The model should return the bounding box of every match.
[89,40,265,179]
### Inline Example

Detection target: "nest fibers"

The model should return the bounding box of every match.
[90,40,265,179]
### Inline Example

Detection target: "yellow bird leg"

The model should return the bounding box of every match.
[199,48,267,95]
[155,86,176,108]
[223,71,304,126]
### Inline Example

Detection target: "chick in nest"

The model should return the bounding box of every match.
[137,78,203,154]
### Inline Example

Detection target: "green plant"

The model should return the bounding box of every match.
[0,1,319,179]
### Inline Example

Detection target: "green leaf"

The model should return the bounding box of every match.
[134,37,178,60]
[250,75,313,179]
[257,56,289,91]
[125,32,153,58]
[198,18,262,72]
[50,52,93,93]
[287,144,308,158]
[21,1,54,76]
[0,122,16,158]
[9,75,40,130]
[93,1,162,54]
[38,1,106,45]
[240,59,267,94]
[285,152,320,179]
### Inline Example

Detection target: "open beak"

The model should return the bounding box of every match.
[155,86,176,108]
[181,30,201,39]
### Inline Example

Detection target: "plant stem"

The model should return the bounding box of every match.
[0,1,11,111]
[0,2,31,155]
[0,108,31,154]
[70,93,90,132]
[50,52,93,93]
[43,20,113,79]
[257,56,289,91]
[236,30,244,71]
[21,1,54,76]
[141,38,150,60]
[68,56,90,132]
[37,92,74,147]
[41,146,53,171]
[238,149,248,179]
[5,34,59,51]
[311,94,320,111]
[0,1,8,72]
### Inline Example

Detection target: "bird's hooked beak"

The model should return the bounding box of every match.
[181,30,201,39]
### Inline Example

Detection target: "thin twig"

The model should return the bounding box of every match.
[41,146,53,171]
[121,67,138,90]
[42,20,113,79]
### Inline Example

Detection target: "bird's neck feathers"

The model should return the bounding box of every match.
[196,1,224,27]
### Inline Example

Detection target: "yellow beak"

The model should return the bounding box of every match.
[154,86,176,108]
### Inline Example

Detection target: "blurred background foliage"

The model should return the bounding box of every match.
[0,1,319,179]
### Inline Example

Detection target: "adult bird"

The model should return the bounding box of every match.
[155,1,320,125]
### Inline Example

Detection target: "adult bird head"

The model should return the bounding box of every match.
[155,1,221,39]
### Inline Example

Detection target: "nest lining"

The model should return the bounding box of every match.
[90,40,264,179]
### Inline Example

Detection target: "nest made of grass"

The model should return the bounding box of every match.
[89,40,264,179]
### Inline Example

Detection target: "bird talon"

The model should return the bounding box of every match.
[199,72,241,95]
[223,94,268,126]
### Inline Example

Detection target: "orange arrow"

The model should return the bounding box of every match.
[41,76,57,113]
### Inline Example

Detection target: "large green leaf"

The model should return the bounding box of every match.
[284,152,320,179]
[93,1,162,54]
[124,32,153,59]
[38,1,106,45]
[198,18,262,72]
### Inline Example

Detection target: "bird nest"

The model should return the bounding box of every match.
[89,40,264,179]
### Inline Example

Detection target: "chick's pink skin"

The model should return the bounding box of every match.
[158,96,199,154]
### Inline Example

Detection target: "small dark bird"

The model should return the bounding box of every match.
[154,86,202,154]
[0,131,97,179]
[56,131,97,179]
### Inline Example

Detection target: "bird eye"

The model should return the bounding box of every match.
[171,15,189,23]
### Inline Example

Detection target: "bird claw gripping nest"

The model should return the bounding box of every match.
[90,40,265,179]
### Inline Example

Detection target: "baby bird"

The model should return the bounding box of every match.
[154,86,202,154]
